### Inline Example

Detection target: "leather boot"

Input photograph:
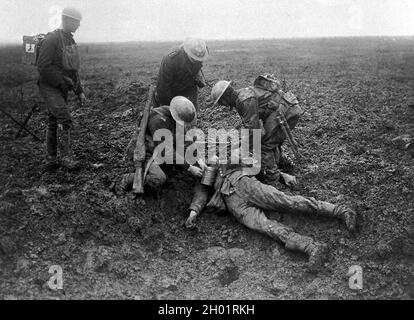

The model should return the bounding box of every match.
[285,232,329,272]
[318,202,357,231]
[266,223,328,271]
[44,155,59,171]
[277,146,295,173]
[59,128,80,170]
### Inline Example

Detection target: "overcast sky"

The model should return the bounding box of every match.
[1,0,413,43]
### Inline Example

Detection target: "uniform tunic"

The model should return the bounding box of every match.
[155,46,203,110]
[37,29,83,159]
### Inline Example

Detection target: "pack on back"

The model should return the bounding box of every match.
[22,34,45,66]
[252,73,303,123]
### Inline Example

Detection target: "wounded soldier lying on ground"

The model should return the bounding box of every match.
[185,152,358,271]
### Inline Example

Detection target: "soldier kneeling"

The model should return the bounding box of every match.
[114,96,205,194]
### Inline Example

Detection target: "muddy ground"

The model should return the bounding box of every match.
[0,37,413,300]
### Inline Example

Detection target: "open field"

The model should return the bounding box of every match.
[0,37,413,299]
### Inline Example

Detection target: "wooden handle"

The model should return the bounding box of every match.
[132,167,144,194]
[132,85,155,195]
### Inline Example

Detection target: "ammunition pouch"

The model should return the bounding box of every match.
[58,30,81,71]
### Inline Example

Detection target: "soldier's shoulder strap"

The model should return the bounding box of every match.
[166,46,181,59]
[40,30,59,44]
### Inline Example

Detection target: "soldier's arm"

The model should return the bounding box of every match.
[37,34,66,89]
[194,68,206,88]
[185,183,211,229]
[237,97,261,147]
[73,71,84,95]
[157,57,175,105]
[238,98,261,130]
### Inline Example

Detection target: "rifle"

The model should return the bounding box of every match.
[0,106,43,142]
[132,85,155,194]
[268,100,301,160]
[276,113,300,160]
[200,69,218,88]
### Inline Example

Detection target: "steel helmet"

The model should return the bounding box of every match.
[62,7,82,21]
[182,39,209,62]
[170,96,196,125]
[211,80,232,106]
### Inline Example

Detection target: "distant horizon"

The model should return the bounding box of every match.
[2,0,414,44]
[1,34,414,46]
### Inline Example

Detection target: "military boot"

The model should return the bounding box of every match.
[44,155,60,171]
[318,202,357,231]
[260,164,283,188]
[284,233,329,272]
[277,149,295,173]
[59,128,80,170]
[266,223,328,271]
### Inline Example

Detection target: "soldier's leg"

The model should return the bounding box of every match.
[114,162,167,195]
[224,193,328,271]
[39,84,78,170]
[235,176,357,231]
[185,183,212,228]
[260,147,280,184]
[145,161,167,189]
[260,112,283,182]
[263,111,296,172]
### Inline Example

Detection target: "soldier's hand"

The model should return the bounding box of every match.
[195,78,206,89]
[208,155,219,165]
[185,210,198,229]
[197,158,208,171]
[259,120,266,137]
[188,165,203,178]
[281,173,298,188]
[78,93,86,107]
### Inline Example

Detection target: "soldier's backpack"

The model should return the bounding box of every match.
[22,31,80,71]
[251,73,302,125]
[22,34,46,66]
[253,73,299,107]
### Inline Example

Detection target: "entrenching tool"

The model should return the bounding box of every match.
[132,85,155,194]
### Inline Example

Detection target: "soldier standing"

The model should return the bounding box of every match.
[37,7,86,170]
[154,39,209,112]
